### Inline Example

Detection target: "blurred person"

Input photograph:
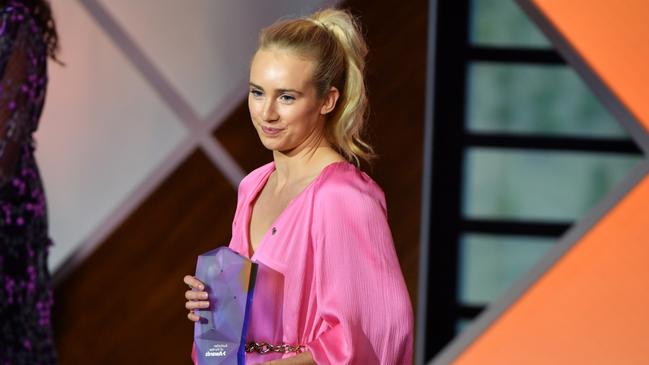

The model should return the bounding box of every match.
[184,8,412,365]
[0,0,59,363]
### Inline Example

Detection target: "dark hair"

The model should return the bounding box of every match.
[28,0,59,59]
[3,0,60,59]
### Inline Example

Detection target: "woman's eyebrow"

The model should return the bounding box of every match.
[249,82,264,90]
[249,82,303,95]
[276,88,303,95]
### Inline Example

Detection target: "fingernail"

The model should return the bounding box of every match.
[199,285,204,290]
[202,293,208,299]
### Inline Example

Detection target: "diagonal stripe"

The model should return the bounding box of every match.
[206,77,250,131]
[516,0,649,156]
[198,135,246,185]
[52,135,197,284]
[79,0,202,129]
[53,0,247,281]
[79,0,245,187]
[430,160,649,365]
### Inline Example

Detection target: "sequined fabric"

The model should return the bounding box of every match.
[0,2,57,364]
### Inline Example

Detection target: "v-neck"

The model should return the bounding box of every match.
[243,160,349,259]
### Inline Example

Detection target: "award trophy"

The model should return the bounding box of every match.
[194,247,257,364]
[193,247,285,365]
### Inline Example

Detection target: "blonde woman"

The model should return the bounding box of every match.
[185,8,413,364]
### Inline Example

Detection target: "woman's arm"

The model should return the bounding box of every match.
[307,178,414,364]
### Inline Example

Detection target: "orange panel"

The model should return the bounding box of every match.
[532,0,649,132]
[454,172,649,364]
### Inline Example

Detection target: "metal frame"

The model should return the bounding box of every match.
[420,0,471,360]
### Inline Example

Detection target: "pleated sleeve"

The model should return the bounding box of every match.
[307,171,413,365]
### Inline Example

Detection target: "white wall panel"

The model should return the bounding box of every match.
[101,0,331,119]
[37,1,187,270]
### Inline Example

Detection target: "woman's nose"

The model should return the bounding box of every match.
[262,100,279,122]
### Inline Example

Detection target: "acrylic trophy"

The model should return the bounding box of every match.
[193,247,285,365]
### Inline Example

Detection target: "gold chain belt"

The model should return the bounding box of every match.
[245,341,306,354]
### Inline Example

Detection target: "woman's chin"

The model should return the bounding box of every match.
[261,144,297,157]
[259,139,280,151]
[259,136,292,152]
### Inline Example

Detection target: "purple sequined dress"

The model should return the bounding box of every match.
[0,2,57,364]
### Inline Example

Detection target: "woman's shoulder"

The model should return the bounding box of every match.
[237,161,274,193]
[313,161,386,210]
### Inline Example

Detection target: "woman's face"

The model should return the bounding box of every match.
[248,48,337,155]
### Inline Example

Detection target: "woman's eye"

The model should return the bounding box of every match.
[279,94,295,103]
[250,89,263,98]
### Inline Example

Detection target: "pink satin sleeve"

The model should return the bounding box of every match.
[307,177,413,364]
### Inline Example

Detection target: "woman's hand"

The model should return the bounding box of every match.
[184,275,209,322]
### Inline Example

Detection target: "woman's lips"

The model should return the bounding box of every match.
[261,126,283,136]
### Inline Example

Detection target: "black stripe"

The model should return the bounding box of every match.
[464,133,642,154]
[467,46,565,64]
[461,219,571,237]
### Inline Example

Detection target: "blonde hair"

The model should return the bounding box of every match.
[257,8,375,166]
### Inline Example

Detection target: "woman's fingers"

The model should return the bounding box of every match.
[184,275,209,322]
[183,275,205,291]
[185,290,208,301]
[187,312,201,322]
[185,300,210,310]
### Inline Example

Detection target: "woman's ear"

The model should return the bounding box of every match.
[320,87,340,115]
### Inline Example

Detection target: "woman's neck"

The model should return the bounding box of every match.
[271,145,345,188]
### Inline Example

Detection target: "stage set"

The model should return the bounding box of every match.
[1,0,647,364]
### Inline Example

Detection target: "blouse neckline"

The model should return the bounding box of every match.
[243,160,352,260]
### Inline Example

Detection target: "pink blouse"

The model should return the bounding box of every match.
[197,161,413,364]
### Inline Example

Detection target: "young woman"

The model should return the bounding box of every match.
[0,0,59,363]
[185,8,413,364]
